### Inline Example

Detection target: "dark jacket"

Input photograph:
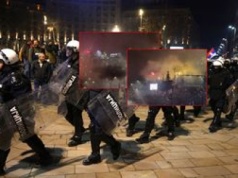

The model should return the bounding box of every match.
[31,60,52,82]
[208,68,233,100]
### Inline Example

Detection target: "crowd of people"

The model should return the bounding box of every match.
[0,40,237,175]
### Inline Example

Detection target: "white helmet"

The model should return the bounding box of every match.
[66,40,80,52]
[224,58,231,63]
[216,56,225,65]
[0,48,19,65]
[212,60,223,67]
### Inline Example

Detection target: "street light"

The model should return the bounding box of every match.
[47,26,55,42]
[227,25,236,58]
[138,9,144,31]
[112,25,120,32]
[43,15,48,25]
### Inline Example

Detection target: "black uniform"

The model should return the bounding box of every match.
[0,64,52,175]
[126,114,140,137]
[63,53,89,146]
[208,66,233,132]
[82,90,121,165]
[136,106,175,144]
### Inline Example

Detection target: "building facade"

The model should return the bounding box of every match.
[121,8,200,48]
[46,0,121,45]
[0,0,46,50]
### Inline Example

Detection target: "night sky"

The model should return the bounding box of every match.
[122,0,238,49]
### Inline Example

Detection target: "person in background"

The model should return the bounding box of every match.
[31,52,52,102]
[19,40,32,78]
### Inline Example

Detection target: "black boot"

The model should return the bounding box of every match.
[209,109,222,133]
[136,107,159,144]
[126,114,140,137]
[83,153,101,166]
[101,133,121,160]
[136,132,150,144]
[83,127,102,165]
[24,135,53,166]
[193,106,201,117]
[225,105,237,122]
[0,149,10,176]
[66,105,85,147]
[172,106,180,127]
[225,112,234,121]
[180,106,186,120]
[68,126,86,147]
[68,134,83,147]
[163,107,175,141]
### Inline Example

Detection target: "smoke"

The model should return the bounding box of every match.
[81,56,127,88]
[94,63,126,80]
[140,54,205,79]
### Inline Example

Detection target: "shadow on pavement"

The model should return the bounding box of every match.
[101,139,163,168]
[6,147,84,177]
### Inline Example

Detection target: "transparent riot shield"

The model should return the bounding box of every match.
[0,92,59,145]
[48,61,88,110]
[87,89,138,135]
[225,79,238,113]
[48,60,72,94]
[0,104,14,135]
[0,93,36,143]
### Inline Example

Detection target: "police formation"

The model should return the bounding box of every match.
[0,43,237,175]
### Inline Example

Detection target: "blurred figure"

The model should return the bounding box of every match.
[28,40,44,62]
[208,59,233,132]
[45,41,58,68]
[57,45,67,64]
[19,40,32,78]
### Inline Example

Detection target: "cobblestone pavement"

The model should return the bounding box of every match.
[1,105,238,178]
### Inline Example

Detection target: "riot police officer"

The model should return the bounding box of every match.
[63,40,88,146]
[0,48,53,175]
[208,59,233,132]
[83,90,121,165]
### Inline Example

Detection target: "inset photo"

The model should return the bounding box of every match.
[79,32,161,89]
[127,49,207,106]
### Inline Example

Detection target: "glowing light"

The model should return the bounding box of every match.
[112,25,120,32]
[150,83,158,90]
[151,72,155,76]
[139,9,144,16]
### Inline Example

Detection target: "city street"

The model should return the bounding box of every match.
[2,105,238,178]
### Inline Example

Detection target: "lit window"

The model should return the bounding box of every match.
[37,4,41,10]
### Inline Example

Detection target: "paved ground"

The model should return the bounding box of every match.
[1,105,238,178]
